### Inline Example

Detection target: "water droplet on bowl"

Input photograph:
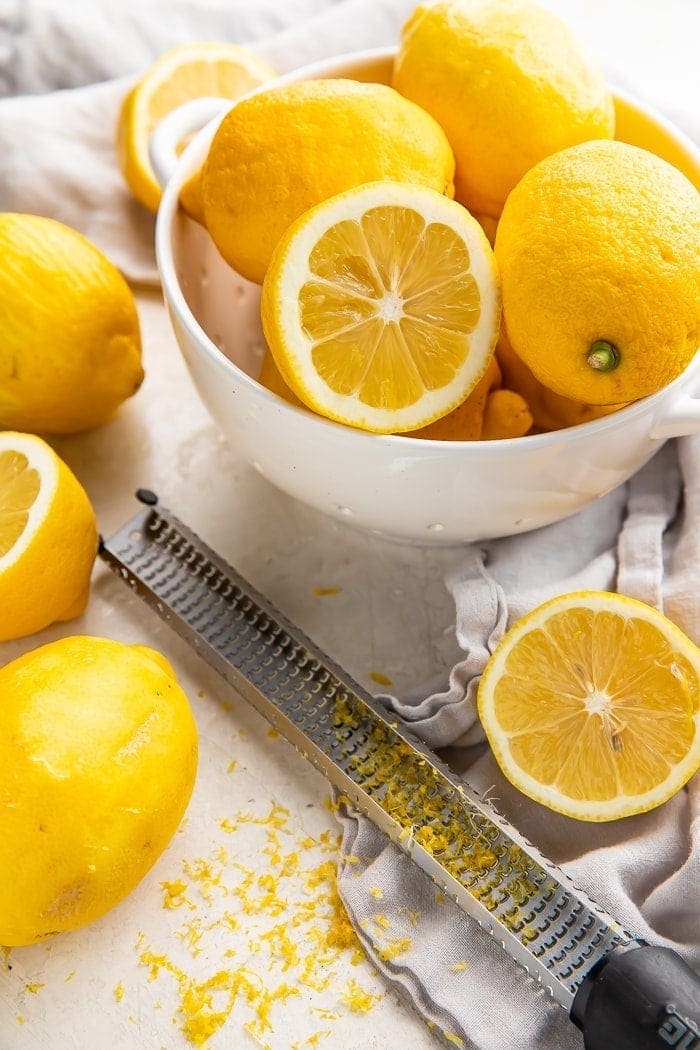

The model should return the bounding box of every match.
[251,461,263,473]
[427,522,445,532]
[337,506,354,517]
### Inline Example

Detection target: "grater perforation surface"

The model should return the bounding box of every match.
[100,502,634,1012]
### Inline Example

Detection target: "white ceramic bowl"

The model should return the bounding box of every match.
[152,47,700,545]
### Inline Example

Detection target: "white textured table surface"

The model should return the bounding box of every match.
[1,2,698,1044]
[0,292,466,1050]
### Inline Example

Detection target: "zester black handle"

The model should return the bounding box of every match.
[572,943,700,1049]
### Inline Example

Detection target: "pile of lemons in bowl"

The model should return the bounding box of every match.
[118,0,699,441]
[0,0,698,957]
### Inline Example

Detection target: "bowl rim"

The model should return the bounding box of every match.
[155,45,700,456]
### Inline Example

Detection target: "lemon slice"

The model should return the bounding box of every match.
[478,591,700,822]
[118,42,275,213]
[0,433,97,642]
[261,181,501,434]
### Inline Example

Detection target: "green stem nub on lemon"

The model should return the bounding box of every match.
[587,341,620,373]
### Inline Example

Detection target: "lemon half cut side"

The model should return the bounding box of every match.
[478,591,700,822]
[0,432,98,642]
[261,181,501,434]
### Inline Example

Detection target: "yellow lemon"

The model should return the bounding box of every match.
[496,331,624,431]
[201,79,455,283]
[0,214,143,434]
[495,141,700,405]
[393,0,614,217]
[407,358,502,440]
[0,432,97,642]
[261,181,500,434]
[480,388,533,440]
[478,592,700,822]
[257,350,304,409]
[118,42,275,213]
[0,636,198,946]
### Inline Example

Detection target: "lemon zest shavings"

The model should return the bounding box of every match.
[341,978,382,1012]
[370,671,393,687]
[161,879,195,911]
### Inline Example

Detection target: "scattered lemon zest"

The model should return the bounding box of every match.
[267,728,279,739]
[376,937,412,962]
[313,587,341,597]
[445,1032,464,1047]
[65,971,75,982]
[369,886,384,900]
[291,1030,332,1049]
[161,879,195,911]
[341,978,381,1012]
[177,917,205,957]
[451,960,468,973]
[397,907,421,927]
[113,982,125,1002]
[182,858,225,904]
[226,760,238,774]
[311,1007,341,1020]
[26,982,44,994]
[370,672,393,687]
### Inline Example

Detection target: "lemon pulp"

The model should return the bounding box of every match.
[299,205,481,410]
[493,607,697,804]
[0,450,39,558]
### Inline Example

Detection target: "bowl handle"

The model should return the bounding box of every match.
[148,97,231,190]
[650,382,700,439]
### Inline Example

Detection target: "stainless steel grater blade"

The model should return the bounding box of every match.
[100,494,700,1050]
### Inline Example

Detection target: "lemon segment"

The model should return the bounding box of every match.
[478,591,700,822]
[118,42,275,213]
[261,182,501,434]
[0,449,40,558]
[0,432,98,642]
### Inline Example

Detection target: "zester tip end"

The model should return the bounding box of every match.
[136,488,159,506]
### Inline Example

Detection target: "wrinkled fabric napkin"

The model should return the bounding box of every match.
[1,3,698,1047]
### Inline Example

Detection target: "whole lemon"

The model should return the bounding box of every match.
[495,141,700,406]
[393,0,614,217]
[0,637,198,947]
[495,332,624,431]
[0,214,143,434]
[0,432,98,642]
[201,78,455,283]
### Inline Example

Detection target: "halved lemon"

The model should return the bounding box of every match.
[478,591,700,822]
[0,433,97,642]
[117,42,275,213]
[260,181,501,434]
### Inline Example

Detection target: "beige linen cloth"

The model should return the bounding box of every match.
[1,2,698,1047]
